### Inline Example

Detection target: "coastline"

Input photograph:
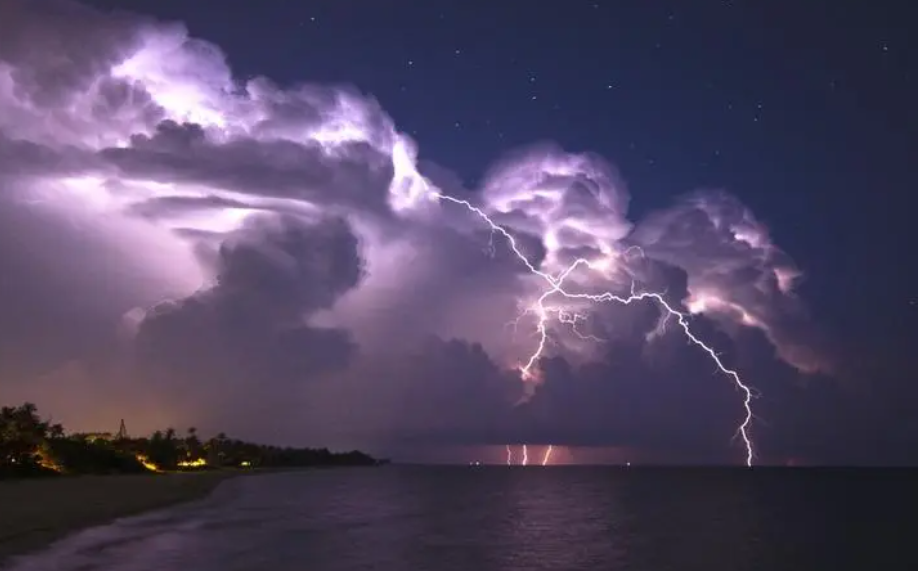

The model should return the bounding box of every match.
[0,471,237,565]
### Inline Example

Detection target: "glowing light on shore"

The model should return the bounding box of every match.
[135,454,161,472]
[36,447,64,473]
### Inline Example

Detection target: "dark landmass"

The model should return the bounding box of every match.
[1,402,380,480]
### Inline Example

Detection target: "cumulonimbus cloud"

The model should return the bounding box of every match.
[0,0,833,456]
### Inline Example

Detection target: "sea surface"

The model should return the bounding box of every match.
[4,466,917,571]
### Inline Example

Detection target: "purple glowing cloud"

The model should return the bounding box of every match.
[0,0,832,461]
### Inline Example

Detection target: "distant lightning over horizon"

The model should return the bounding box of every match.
[542,445,553,466]
[430,192,758,467]
[503,444,552,466]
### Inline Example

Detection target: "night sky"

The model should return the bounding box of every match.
[1,0,916,465]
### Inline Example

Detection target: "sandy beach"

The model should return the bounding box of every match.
[0,472,234,564]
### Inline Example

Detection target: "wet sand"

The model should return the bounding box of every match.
[0,472,235,564]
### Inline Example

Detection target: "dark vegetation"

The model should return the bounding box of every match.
[1,403,381,479]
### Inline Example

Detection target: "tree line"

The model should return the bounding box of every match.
[1,403,382,479]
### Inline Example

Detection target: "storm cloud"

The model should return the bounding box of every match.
[0,0,839,463]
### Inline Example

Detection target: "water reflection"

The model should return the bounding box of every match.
[5,467,918,571]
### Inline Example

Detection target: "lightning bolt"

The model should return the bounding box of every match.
[505,444,512,466]
[521,444,529,466]
[555,309,605,342]
[429,191,757,467]
[645,310,672,343]
[542,445,554,466]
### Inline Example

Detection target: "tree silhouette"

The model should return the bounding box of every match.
[2,402,380,479]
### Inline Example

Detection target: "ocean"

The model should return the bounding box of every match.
[4,466,917,570]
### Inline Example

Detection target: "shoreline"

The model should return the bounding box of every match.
[0,471,238,565]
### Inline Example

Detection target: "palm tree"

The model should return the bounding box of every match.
[184,427,202,459]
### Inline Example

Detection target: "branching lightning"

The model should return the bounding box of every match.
[429,192,758,467]
[555,310,605,343]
